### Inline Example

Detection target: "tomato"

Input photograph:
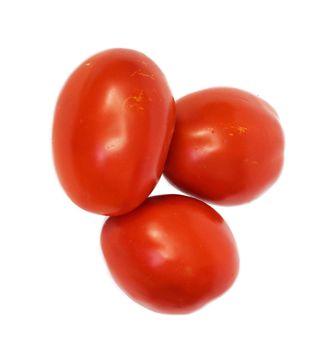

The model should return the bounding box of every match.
[164,88,285,205]
[52,49,175,215]
[101,195,239,314]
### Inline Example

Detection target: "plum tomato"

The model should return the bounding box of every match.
[101,194,239,314]
[52,49,175,215]
[164,88,284,205]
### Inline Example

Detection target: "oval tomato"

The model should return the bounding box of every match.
[164,88,284,205]
[101,195,239,314]
[52,49,175,215]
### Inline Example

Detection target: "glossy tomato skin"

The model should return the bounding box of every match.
[164,88,284,205]
[53,49,175,216]
[101,195,239,314]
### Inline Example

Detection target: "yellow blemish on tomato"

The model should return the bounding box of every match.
[185,266,193,276]
[243,158,258,165]
[124,90,145,111]
[225,125,248,136]
[237,126,248,134]
[130,69,155,80]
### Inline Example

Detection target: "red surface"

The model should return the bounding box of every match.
[53,49,175,215]
[101,195,239,314]
[165,88,284,205]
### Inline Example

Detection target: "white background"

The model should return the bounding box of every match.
[0,0,324,349]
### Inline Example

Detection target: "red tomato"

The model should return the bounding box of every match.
[101,195,239,314]
[164,88,285,205]
[52,49,175,215]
